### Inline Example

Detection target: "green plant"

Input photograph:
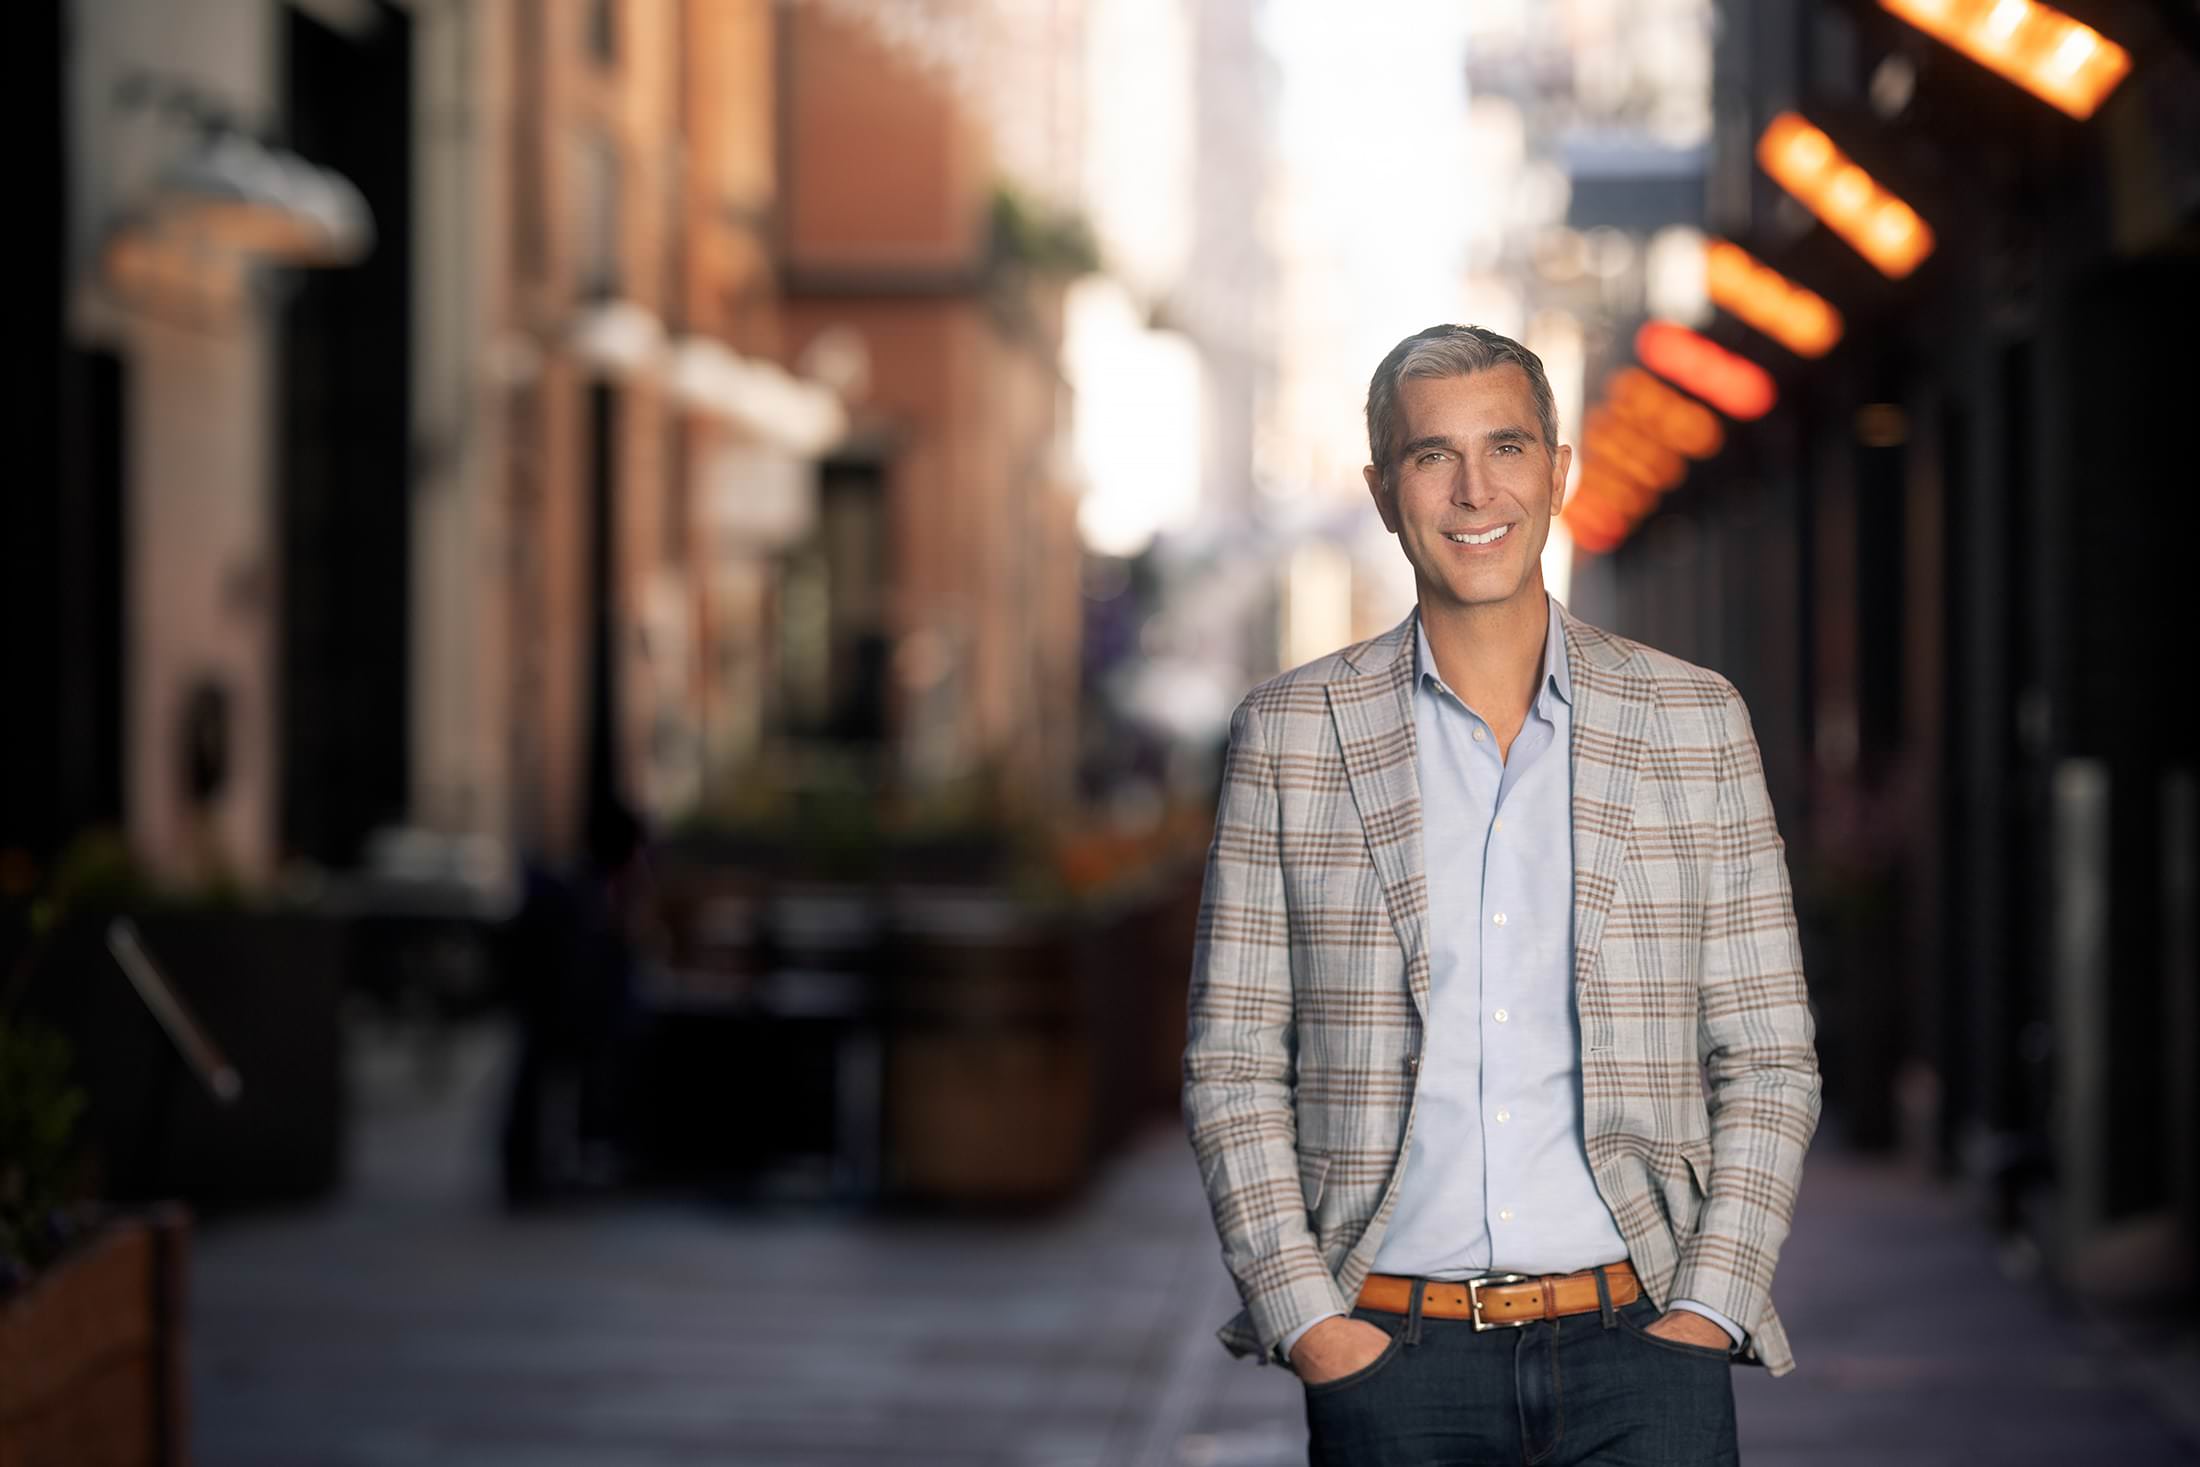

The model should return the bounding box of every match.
[987,184,1101,277]
[0,1017,89,1290]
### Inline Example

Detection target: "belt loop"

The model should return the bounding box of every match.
[1593,1265,1617,1329]
[1403,1276,1427,1347]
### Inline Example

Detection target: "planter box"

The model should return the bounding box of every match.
[888,1029,1093,1202]
[885,887,1089,1203]
[1073,867,1201,1158]
[0,1211,189,1467]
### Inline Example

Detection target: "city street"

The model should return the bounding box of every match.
[20,5,2200,1466]
[189,1025,2200,1466]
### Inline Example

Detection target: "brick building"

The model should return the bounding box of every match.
[774,2,1087,815]
[17,0,1094,886]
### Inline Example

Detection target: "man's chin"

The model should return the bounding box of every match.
[1419,574,1537,615]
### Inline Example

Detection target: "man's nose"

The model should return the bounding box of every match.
[1451,462,1496,507]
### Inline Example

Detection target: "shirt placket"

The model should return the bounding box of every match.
[1487,696,1561,1258]
[1418,682,1499,1274]
[1472,706,1520,1252]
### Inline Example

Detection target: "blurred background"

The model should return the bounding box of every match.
[3,0,2198,1463]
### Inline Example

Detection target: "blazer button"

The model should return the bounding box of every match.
[1407,1055,1420,1073]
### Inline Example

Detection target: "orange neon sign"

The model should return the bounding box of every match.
[1757,113,1935,280]
[1880,0,2130,120]
[1635,321,1777,421]
[1705,240,1844,358]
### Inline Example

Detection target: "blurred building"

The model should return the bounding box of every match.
[1579,0,2200,1297]
[20,0,407,885]
[14,0,1102,890]
[426,0,827,855]
[776,2,1087,813]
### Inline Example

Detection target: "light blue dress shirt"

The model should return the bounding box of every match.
[1281,597,1740,1358]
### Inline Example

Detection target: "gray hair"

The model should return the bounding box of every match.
[1365,324,1560,487]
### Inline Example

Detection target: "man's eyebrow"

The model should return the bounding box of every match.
[1400,434,1459,459]
[1485,426,1538,445]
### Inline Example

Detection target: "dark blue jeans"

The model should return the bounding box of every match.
[1302,1284,1739,1466]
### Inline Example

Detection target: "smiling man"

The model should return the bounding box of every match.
[1184,324,1821,1465]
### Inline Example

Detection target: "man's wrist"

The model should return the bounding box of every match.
[1668,1298,1745,1350]
[1278,1310,1347,1364]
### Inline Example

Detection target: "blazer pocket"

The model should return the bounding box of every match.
[1299,1149,1331,1214]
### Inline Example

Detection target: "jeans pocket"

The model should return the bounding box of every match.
[1301,1321,1406,1398]
[1617,1304,1735,1363]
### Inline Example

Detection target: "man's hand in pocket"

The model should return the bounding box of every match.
[1289,1317,1394,1385]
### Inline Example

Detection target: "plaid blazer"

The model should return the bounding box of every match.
[1183,605,1821,1375]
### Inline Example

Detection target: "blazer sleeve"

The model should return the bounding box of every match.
[1183,696,1351,1358]
[1670,682,1823,1335]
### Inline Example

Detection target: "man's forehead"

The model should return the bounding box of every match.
[1398,364,1539,425]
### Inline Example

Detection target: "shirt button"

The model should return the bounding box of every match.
[1498,1208,1515,1222]
[1493,1008,1509,1023]
[1492,912,1507,926]
[1407,1056,1420,1073]
[1495,1108,1511,1123]
[1471,727,1486,743]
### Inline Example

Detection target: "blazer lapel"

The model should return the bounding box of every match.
[1327,614,1431,1016]
[1563,609,1648,995]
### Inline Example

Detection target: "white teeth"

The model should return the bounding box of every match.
[1447,525,1511,546]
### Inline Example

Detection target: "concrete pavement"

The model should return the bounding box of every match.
[190,1023,2197,1464]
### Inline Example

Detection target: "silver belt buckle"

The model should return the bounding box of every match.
[1467,1272,1533,1331]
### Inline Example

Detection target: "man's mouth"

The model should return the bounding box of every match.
[1445,525,1512,546]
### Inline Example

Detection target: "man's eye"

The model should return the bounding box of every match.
[1494,443,1522,455]
[1419,452,1446,465]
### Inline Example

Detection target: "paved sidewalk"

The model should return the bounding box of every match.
[1732,1154,2197,1465]
[191,1024,2197,1465]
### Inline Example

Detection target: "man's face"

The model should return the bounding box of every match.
[1363,365,1571,617]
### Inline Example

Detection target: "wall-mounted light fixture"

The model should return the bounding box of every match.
[150,128,373,268]
[1562,483,1632,555]
[1606,367,1726,460]
[1636,321,1778,420]
[1706,239,1844,357]
[1562,364,1735,557]
[99,220,248,328]
[1879,0,2130,120]
[1583,406,1688,496]
[1757,113,1935,280]
[100,73,377,323]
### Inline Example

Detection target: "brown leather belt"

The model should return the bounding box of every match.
[1356,1262,1640,1332]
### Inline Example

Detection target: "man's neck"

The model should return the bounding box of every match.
[1418,581,1549,733]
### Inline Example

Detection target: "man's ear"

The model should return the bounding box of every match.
[1549,442,1572,517]
[1363,463,1400,534]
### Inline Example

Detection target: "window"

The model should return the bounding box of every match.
[587,0,617,67]
[574,127,619,297]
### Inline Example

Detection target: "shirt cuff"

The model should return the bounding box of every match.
[1669,1298,1745,1350]
[1277,1311,1347,1365]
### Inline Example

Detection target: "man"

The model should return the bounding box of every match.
[1184,324,1820,1465]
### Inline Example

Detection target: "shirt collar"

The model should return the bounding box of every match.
[1413,596,1573,711]
[1544,598,1573,708]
